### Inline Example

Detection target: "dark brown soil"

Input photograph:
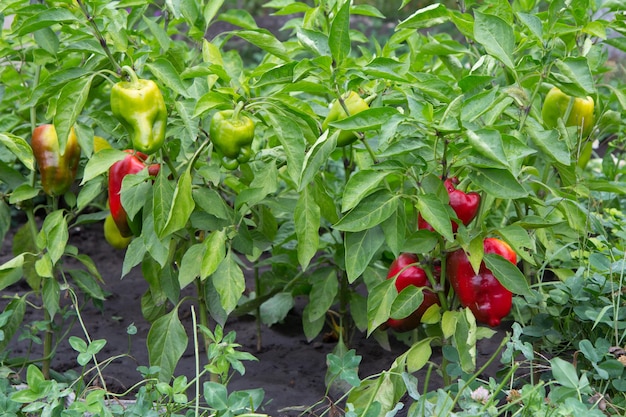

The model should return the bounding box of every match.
[0,223,509,416]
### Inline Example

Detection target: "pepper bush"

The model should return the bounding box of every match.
[0,0,626,415]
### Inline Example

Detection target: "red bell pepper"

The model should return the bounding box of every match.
[108,150,159,237]
[386,253,440,332]
[418,177,481,232]
[446,238,515,327]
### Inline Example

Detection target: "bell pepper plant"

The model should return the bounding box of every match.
[446,237,516,327]
[110,66,167,155]
[31,124,81,197]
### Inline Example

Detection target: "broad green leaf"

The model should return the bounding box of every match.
[406,337,435,373]
[417,194,454,242]
[121,169,152,221]
[397,3,450,30]
[329,107,400,131]
[0,160,28,190]
[497,225,535,265]
[334,190,398,232]
[147,308,188,382]
[267,112,305,185]
[69,269,106,301]
[550,357,580,390]
[203,381,229,410]
[390,286,423,320]
[329,0,351,65]
[54,76,93,153]
[295,187,320,270]
[42,277,60,318]
[297,28,330,56]
[298,131,336,191]
[0,133,34,171]
[0,297,26,352]
[212,253,245,314]
[468,168,528,199]
[345,227,385,283]
[483,253,531,297]
[41,210,68,265]
[142,16,171,52]
[16,8,78,35]
[466,129,508,167]
[526,119,571,165]
[81,149,127,184]
[517,12,543,40]
[473,11,514,69]
[235,30,289,61]
[203,0,225,27]
[218,9,258,29]
[454,308,477,373]
[9,184,38,204]
[260,292,294,326]
[178,244,204,289]
[461,89,498,122]
[146,59,190,98]
[554,57,595,97]
[305,268,338,321]
[367,278,396,335]
[403,230,439,255]
[158,170,195,238]
[201,230,227,279]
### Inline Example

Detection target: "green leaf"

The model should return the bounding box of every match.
[295,186,320,270]
[554,57,595,96]
[473,11,515,69]
[0,133,34,171]
[526,119,571,165]
[158,170,195,238]
[390,286,424,320]
[299,131,336,191]
[212,252,245,314]
[260,292,294,326]
[178,244,204,289]
[16,8,78,36]
[329,107,400,131]
[203,0,225,27]
[147,308,188,383]
[466,129,508,167]
[550,357,579,389]
[417,194,454,242]
[42,277,60,318]
[334,190,399,232]
[326,349,362,387]
[406,337,434,373]
[342,170,389,213]
[305,268,338,321]
[468,168,528,199]
[0,296,26,353]
[54,76,93,153]
[201,230,227,280]
[297,28,330,56]
[484,254,531,297]
[516,12,543,40]
[329,0,351,65]
[367,279,396,335]
[397,3,450,30]
[41,210,68,265]
[454,308,477,373]
[218,9,258,29]
[69,269,106,300]
[204,381,229,410]
[267,112,305,185]
[345,227,385,283]
[146,58,190,98]
[234,30,289,61]
[81,149,127,184]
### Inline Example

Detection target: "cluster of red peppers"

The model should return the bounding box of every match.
[386,177,518,332]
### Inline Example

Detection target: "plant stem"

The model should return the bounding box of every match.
[42,309,53,380]
[254,265,262,352]
[195,278,218,383]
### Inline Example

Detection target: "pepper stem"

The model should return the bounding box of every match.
[232,101,244,121]
[120,65,140,86]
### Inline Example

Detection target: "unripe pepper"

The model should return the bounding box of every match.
[103,214,132,249]
[418,177,481,233]
[386,253,440,332]
[108,150,160,237]
[321,91,370,147]
[32,124,81,196]
[446,238,516,327]
[110,66,167,155]
[541,86,595,137]
[209,102,255,169]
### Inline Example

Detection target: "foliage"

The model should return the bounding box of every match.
[0,0,625,415]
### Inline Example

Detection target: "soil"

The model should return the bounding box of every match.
[0,223,510,416]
